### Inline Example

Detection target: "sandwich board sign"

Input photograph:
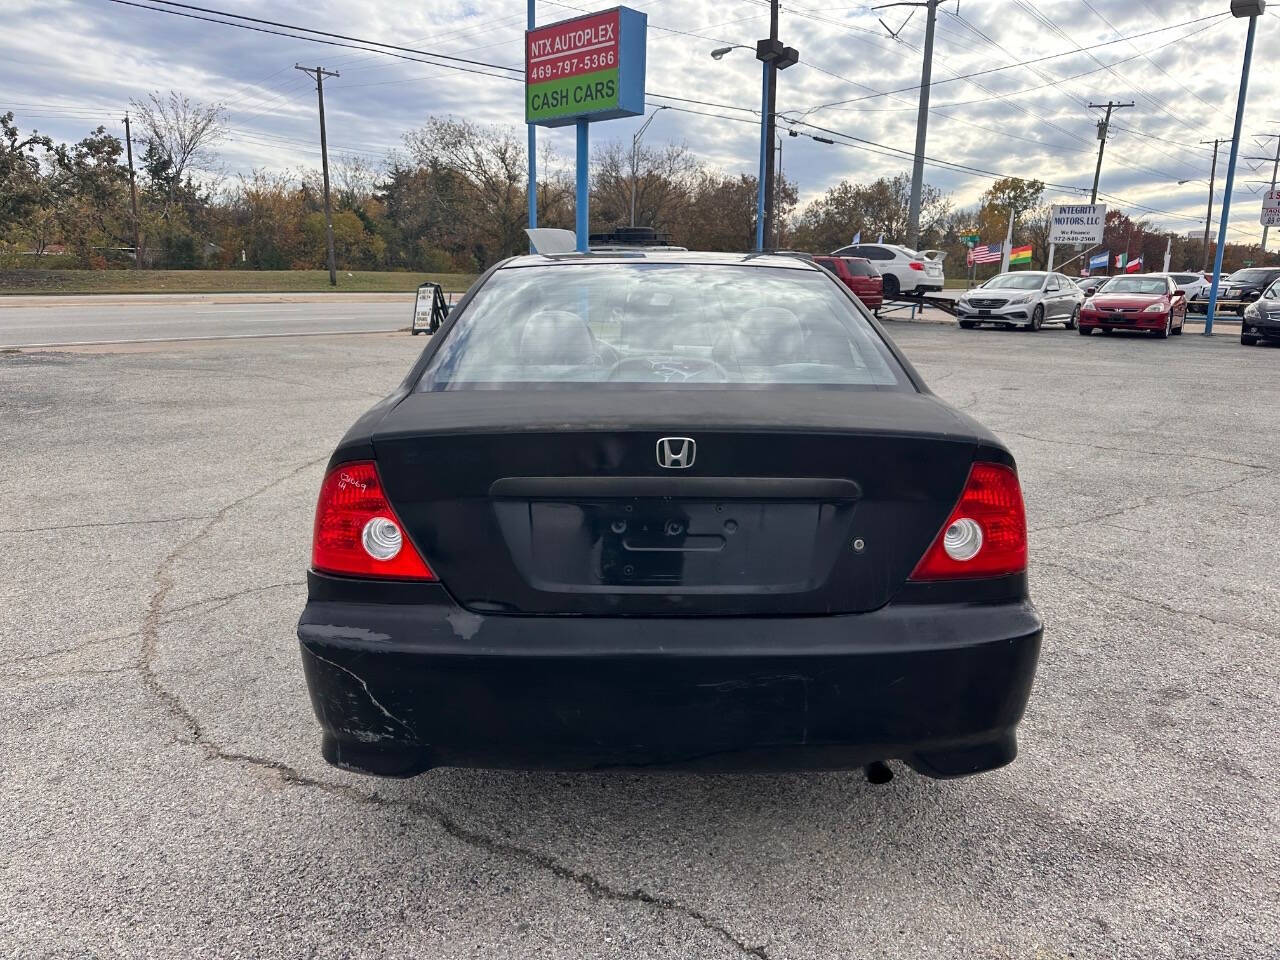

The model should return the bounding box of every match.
[526,7,647,127]
[411,282,449,335]
[1048,204,1106,245]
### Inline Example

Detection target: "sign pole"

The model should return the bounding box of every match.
[527,0,537,230]
[1205,7,1260,336]
[1046,242,1055,272]
[576,119,590,252]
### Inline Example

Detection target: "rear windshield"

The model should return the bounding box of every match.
[1101,277,1168,295]
[417,263,910,391]
[842,258,879,277]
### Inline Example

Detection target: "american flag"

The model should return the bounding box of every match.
[967,242,1003,265]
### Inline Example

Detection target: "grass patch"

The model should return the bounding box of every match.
[0,269,477,296]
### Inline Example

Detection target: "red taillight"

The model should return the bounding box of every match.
[908,261,925,271]
[910,462,1027,581]
[311,461,436,580]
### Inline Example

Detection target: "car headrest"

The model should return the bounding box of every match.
[719,307,806,364]
[518,311,597,365]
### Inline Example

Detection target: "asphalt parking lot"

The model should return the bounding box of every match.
[2,320,1277,958]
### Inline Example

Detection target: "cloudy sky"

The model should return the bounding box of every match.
[5,0,1280,243]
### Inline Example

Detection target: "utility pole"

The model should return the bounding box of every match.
[879,0,940,250]
[1199,138,1226,273]
[1087,101,1134,204]
[1204,0,1263,336]
[754,0,798,249]
[629,106,667,227]
[296,64,340,287]
[122,112,141,270]
[762,1,779,246]
[1245,134,1280,253]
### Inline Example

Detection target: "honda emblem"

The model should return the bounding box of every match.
[656,437,696,469]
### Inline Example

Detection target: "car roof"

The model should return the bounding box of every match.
[500,251,819,271]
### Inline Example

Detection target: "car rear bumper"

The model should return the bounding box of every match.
[297,588,1042,779]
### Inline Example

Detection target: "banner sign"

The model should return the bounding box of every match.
[1048,203,1106,245]
[526,7,647,128]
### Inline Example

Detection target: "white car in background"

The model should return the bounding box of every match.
[1147,271,1210,311]
[830,242,945,297]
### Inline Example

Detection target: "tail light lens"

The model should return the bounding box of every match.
[311,461,436,580]
[908,261,925,271]
[910,462,1027,580]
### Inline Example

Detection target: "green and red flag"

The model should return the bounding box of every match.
[1009,245,1032,266]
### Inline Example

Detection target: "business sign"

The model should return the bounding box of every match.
[1048,203,1106,245]
[526,7,646,127]
[1262,189,1280,227]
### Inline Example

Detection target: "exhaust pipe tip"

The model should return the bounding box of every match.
[864,760,894,785]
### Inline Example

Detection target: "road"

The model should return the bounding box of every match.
[2,323,1277,958]
[0,293,425,347]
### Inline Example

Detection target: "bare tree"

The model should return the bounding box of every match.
[129,91,227,216]
[333,153,378,210]
[403,117,527,265]
[591,140,697,231]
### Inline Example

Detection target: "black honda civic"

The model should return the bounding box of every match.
[298,252,1042,780]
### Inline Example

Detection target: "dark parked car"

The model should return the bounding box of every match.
[1189,267,1280,316]
[1079,274,1186,338]
[814,255,884,314]
[298,252,1041,781]
[1076,276,1111,299]
[1241,277,1280,346]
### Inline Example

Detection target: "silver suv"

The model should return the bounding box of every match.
[955,272,1084,331]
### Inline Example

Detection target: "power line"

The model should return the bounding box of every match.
[128,0,523,73]
[103,0,526,84]
[791,11,1227,114]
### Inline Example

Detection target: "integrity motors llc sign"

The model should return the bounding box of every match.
[1048,203,1107,245]
[526,7,647,127]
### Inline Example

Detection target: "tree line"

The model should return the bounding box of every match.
[2,95,1271,276]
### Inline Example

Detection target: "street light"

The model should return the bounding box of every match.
[710,45,751,59]
[630,105,668,227]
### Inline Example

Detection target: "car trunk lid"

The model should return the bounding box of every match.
[372,390,984,616]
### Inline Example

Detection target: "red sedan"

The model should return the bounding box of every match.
[815,255,884,315]
[1078,274,1186,338]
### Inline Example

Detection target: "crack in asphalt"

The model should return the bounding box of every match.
[1030,467,1271,535]
[0,514,215,535]
[1004,430,1274,472]
[0,628,142,668]
[1037,559,1279,642]
[130,456,775,960]
[14,665,138,684]
[159,580,306,623]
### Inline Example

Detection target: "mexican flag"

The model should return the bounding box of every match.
[1009,245,1032,265]
[1115,252,1128,270]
